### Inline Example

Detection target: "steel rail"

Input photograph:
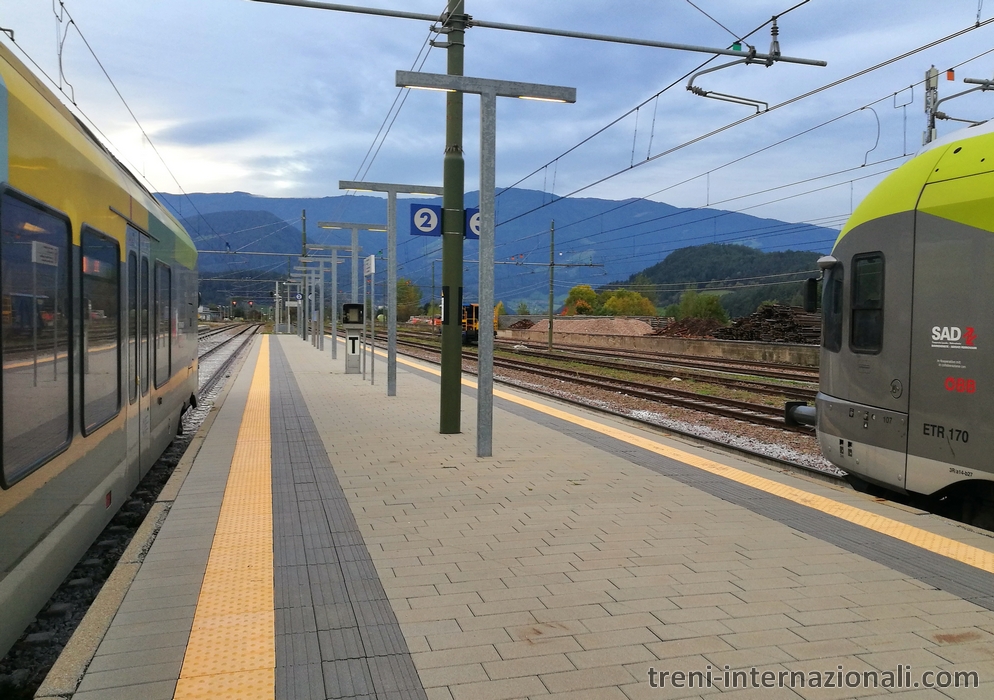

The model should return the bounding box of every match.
[499,338,820,382]
[198,325,263,401]
[198,323,241,339]
[488,356,813,433]
[391,334,812,432]
[503,345,817,400]
[396,327,819,385]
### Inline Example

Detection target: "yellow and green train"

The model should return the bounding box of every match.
[0,42,198,655]
[803,120,994,526]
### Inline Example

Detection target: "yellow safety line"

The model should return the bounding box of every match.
[395,353,994,575]
[175,336,274,699]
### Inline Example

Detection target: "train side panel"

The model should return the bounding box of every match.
[817,128,994,501]
[0,41,197,657]
[905,174,994,494]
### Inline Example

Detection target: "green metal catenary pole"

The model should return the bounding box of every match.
[439,0,465,434]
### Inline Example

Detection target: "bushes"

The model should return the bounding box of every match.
[562,285,656,316]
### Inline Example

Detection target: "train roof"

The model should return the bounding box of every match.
[837,118,994,245]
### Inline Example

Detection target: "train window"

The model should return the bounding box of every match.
[141,257,149,395]
[81,227,121,433]
[822,263,844,353]
[154,262,171,387]
[128,252,137,404]
[851,253,884,354]
[0,192,72,487]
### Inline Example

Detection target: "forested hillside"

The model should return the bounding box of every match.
[611,243,823,319]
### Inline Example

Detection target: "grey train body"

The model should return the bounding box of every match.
[816,123,994,521]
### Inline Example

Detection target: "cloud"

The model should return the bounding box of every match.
[156,117,270,146]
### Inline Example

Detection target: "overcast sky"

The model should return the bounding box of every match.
[5,0,994,229]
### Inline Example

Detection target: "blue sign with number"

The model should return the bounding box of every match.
[464,208,480,240]
[410,204,442,236]
[409,204,481,239]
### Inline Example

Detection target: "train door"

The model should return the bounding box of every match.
[125,228,140,489]
[818,211,914,489]
[140,235,154,475]
[125,225,154,481]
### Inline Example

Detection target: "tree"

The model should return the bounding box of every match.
[676,289,728,323]
[396,278,422,321]
[564,285,598,315]
[515,302,530,315]
[628,273,658,305]
[602,289,656,316]
[495,301,507,316]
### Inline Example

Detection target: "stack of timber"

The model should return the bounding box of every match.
[507,319,536,330]
[652,318,724,338]
[712,304,821,344]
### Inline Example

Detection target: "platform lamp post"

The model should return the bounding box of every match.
[315,222,386,306]
[294,261,317,343]
[292,265,312,342]
[338,181,444,397]
[397,70,575,458]
[306,245,352,360]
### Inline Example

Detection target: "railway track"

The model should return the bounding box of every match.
[198,322,241,339]
[198,324,262,400]
[490,355,814,433]
[393,335,814,434]
[502,345,817,401]
[497,338,820,383]
[394,327,819,383]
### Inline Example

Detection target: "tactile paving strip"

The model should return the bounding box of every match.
[397,355,994,609]
[269,341,427,700]
[175,337,275,699]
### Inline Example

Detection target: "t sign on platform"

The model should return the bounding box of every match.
[410,204,441,236]
[465,208,481,240]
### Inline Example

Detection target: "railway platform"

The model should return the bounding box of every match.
[51,333,994,699]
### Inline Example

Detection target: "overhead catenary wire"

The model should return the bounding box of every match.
[496,15,994,231]
[683,0,745,43]
[44,2,229,248]
[586,163,899,264]
[336,2,446,221]
[1,4,249,294]
[497,0,813,200]
[503,150,906,257]
[494,35,994,267]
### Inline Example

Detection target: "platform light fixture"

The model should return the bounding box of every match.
[316,221,386,304]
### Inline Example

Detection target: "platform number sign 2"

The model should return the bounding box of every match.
[410,204,481,239]
[410,204,441,236]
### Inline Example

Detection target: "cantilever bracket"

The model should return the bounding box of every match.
[686,55,769,113]
[934,111,987,126]
[931,78,994,128]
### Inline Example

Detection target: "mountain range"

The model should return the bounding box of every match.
[157,188,838,311]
